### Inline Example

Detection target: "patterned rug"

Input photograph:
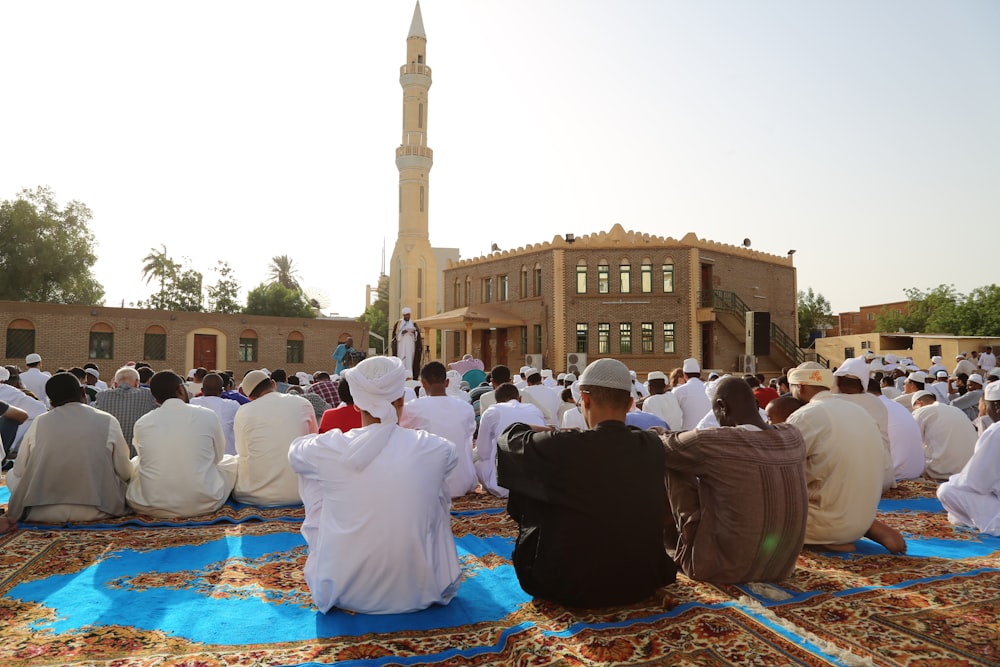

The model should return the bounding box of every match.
[1,480,998,666]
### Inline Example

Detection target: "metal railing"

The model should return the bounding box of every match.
[699,289,804,365]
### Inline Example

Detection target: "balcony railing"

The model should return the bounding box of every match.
[699,289,804,365]
[400,64,432,77]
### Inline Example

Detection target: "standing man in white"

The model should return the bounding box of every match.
[391,307,422,379]
[672,358,712,429]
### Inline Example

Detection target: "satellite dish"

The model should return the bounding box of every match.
[304,287,331,313]
[742,238,751,248]
[490,243,500,252]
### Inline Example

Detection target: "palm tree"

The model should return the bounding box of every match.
[267,254,302,292]
[141,244,178,293]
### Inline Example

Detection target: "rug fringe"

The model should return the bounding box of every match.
[737,595,875,667]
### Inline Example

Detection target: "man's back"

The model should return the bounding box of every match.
[786,392,883,545]
[674,378,712,429]
[401,395,478,497]
[879,395,924,481]
[913,402,976,480]
[191,395,240,455]
[128,399,237,517]
[95,385,157,452]
[520,385,560,426]
[498,420,674,606]
[234,392,317,506]
[642,392,682,430]
[289,424,461,614]
[476,400,545,498]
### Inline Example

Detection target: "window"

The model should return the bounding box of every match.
[5,320,35,358]
[928,344,942,359]
[598,323,610,354]
[663,322,675,354]
[465,278,472,306]
[576,323,588,353]
[619,323,632,354]
[419,186,424,212]
[482,278,493,303]
[418,103,423,128]
[619,262,631,293]
[287,331,305,364]
[453,332,461,357]
[662,263,674,292]
[520,326,528,354]
[576,262,587,293]
[597,262,610,294]
[239,329,259,362]
[861,340,870,349]
[143,325,167,361]
[641,262,653,293]
[520,266,528,298]
[866,312,875,321]
[454,279,461,309]
[89,323,113,360]
[844,347,855,359]
[417,268,423,298]
[499,275,509,301]
[533,325,543,353]
[641,322,654,354]
[534,264,542,296]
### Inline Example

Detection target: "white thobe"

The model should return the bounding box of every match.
[881,386,902,399]
[642,392,683,431]
[233,392,317,506]
[978,352,997,372]
[913,402,976,480]
[937,422,1000,536]
[191,395,241,455]
[521,384,561,426]
[673,378,713,429]
[19,367,51,406]
[835,393,894,491]
[127,399,237,518]
[879,395,924,481]
[561,406,587,430]
[786,391,883,545]
[395,318,418,372]
[927,382,950,405]
[475,400,545,498]
[478,389,497,414]
[289,425,461,614]
[0,384,47,452]
[401,395,478,498]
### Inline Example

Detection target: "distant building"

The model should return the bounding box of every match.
[419,225,799,377]
[833,300,909,337]
[816,332,999,370]
[1,301,366,378]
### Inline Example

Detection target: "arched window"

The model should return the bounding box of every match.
[576,259,587,294]
[5,319,35,358]
[239,329,258,362]
[534,263,542,297]
[287,331,305,364]
[465,277,472,307]
[597,260,610,294]
[520,266,528,298]
[419,186,425,212]
[143,325,167,361]
[418,103,424,128]
[454,278,461,309]
[89,322,114,360]
[662,258,675,293]
[619,258,631,293]
[640,258,653,293]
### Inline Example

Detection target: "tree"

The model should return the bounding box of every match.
[207,261,242,314]
[797,288,833,348]
[267,255,302,292]
[360,276,389,352]
[136,248,203,311]
[876,284,1000,336]
[244,282,317,318]
[0,186,105,304]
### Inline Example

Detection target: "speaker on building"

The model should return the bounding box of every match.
[745,311,771,357]
[566,352,588,375]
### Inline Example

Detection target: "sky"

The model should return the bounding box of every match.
[2,1,998,318]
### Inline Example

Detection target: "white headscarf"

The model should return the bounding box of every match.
[344,356,406,425]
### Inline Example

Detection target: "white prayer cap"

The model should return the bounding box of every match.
[295,371,313,385]
[956,352,966,359]
[25,353,41,364]
[834,357,870,383]
[863,350,875,359]
[629,370,637,379]
[936,370,948,379]
[931,355,942,364]
[968,373,984,386]
[240,370,271,396]
[85,368,100,379]
[401,307,412,315]
[526,367,539,377]
[446,369,462,385]
[541,369,553,379]
[884,354,898,363]
[557,373,567,381]
[0,367,8,382]
[647,371,667,382]
[906,364,920,372]
[708,371,720,380]
[911,390,935,406]
[187,368,197,380]
[907,371,927,384]
[344,356,406,425]
[519,366,531,374]
[985,380,1000,401]
[869,358,884,373]
[682,358,700,373]
[570,381,582,402]
[564,373,577,383]
[579,358,632,392]
[883,363,897,372]
[989,368,1000,381]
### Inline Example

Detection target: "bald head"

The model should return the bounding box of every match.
[765,395,806,424]
[201,373,224,396]
[713,376,765,428]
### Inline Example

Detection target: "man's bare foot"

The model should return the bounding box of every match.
[0,516,17,534]
[804,542,856,553]
[866,519,907,554]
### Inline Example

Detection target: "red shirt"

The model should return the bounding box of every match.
[753,386,780,411]
[319,404,362,434]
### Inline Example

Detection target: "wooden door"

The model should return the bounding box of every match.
[194,334,217,370]
[481,330,493,368]
[495,329,508,369]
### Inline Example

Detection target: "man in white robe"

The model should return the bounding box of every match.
[641,371,683,430]
[0,366,47,454]
[672,358,713,429]
[476,384,545,497]
[391,307,422,379]
[191,373,241,456]
[401,362,478,498]
[289,356,461,614]
[832,358,894,491]
[520,368,561,426]
[911,391,976,480]
[937,381,1000,536]
[233,370,317,506]
[20,353,51,406]
[127,371,238,518]
[877,389,925,481]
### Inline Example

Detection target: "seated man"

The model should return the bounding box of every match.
[191,373,241,455]
[6,372,132,523]
[319,377,363,434]
[127,371,238,518]
[911,391,976,480]
[289,356,461,614]
[498,358,676,607]
[660,377,807,583]
[785,363,905,554]
[401,362,478,498]
[937,381,1000,535]
[94,366,158,456]
[233,370,317,506]
[475,383,545,498]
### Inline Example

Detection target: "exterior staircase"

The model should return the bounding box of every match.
[700,290,806,367]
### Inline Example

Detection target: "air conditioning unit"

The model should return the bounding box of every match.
[524,354,543,371]
[566,352,587,375]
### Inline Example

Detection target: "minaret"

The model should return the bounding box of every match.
[389,1,438,323]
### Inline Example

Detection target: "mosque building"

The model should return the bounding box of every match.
[389,3,800,377]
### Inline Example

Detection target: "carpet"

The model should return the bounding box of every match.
[0,480,998,666]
